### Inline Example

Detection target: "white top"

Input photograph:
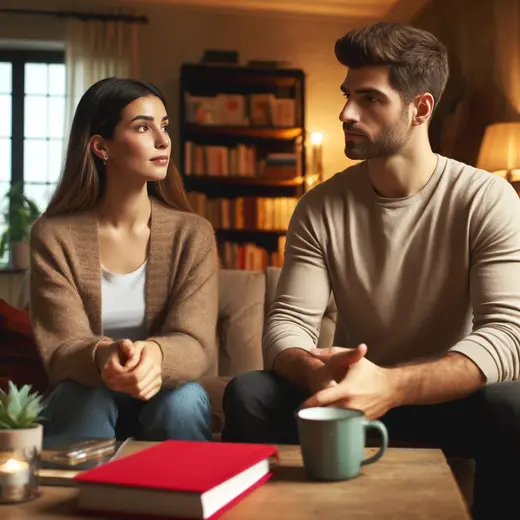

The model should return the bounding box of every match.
[101,261,147,341]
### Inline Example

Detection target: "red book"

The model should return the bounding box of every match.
[74,441,278,519]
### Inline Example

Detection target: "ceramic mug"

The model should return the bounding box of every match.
[297,407,388,481]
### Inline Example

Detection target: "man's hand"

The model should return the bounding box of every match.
[301,344,399,420]
[101,340,163,401]
[308,345,366,394]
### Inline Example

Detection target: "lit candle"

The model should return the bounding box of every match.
[308,132,324,187]
[0,458,30,487]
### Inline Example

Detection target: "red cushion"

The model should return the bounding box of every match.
[0,299,49,394]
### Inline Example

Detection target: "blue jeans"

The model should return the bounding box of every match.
[44,380,212,441]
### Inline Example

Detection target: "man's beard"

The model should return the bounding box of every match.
[344,110,411,160]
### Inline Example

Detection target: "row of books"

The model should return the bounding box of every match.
[185,93,297,127]
[184,142,299,178]
[219,236,286,270]
[187,192,298,231]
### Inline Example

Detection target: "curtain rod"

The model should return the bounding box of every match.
[0,8,148,24]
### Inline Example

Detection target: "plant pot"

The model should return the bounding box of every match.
[0,424,42,503]
[11,241,29,270]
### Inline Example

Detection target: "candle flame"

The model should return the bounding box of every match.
[310,132,323,145]
[0,458,27,473]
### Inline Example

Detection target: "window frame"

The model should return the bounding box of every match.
[0,49,65,188]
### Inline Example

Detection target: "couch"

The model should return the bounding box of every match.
[5,267,473,505]
[8,267,337,435]
[200,267,337,434]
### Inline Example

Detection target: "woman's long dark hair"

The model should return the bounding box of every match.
[45,77,192,216]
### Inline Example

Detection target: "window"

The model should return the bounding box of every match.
[0,50,66,264]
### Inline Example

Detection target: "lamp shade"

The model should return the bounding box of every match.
[477,122,520,181]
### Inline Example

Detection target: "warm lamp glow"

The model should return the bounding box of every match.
[477,122,520,182]
[306,131,324,189]
[310,132,323,145]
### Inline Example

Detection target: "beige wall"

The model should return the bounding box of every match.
[0,1,365,179]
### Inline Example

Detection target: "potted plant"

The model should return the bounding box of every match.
[0,183,40,269]
[0,382,45,503]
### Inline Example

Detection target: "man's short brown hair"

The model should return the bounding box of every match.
[335,22,449,108]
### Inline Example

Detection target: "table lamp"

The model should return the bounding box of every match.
[477,122,520,182]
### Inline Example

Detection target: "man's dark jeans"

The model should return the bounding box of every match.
[222,370,520,520]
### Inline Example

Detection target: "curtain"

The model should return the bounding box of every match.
[64,18,140,131]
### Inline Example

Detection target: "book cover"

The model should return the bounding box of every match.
[75,440,278,519]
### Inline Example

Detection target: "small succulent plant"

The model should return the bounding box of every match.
[0,382,45,429]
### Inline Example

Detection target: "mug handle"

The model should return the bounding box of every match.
[361,419,388,466]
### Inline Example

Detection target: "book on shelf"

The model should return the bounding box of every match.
[249,93,274,126]
[75,440,278,520]
[184,93,248,126]
[184,142,300,179]
[187,193,298,231]
[185,142,257,177]
[259,153,299,178]
[184,93,296,127]
[219,235,286,270]
[249,94,295,126]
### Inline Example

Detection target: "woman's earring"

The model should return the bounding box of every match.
[103,155,108,166]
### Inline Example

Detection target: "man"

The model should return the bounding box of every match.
[222,22,520,519]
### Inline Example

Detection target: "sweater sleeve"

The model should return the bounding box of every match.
[147,219,219,385]
[29,219,110,387]
[450,176,520,383]
[262,190,332,369]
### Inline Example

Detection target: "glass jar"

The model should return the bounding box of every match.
[0,424,42,503]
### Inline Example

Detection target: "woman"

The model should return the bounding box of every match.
[30,77,218,441]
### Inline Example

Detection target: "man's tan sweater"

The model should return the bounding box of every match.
[30,198,219,388]
[263,155,520,384]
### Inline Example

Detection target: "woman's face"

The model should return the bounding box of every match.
[99,95,171,184]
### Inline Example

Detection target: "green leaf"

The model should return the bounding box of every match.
[0,233,7,258]
[0,182,40,250]
[17,405,31,427]
[7,381,22,417]
[0,382,45,429]
[1,412,19,428]
[23,400,44,420]
[16,385,31,403]
[25,198,40,219]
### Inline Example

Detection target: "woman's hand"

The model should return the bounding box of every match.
[101,340,163,400]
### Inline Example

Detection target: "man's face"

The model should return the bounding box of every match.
[339,66,413,160]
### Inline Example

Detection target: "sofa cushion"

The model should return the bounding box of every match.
[265,266,337,348]
[0,299,49,394]
[199,375,231,435]
[217,269,265,376]
[199,270,266,436]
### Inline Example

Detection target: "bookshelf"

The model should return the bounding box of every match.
[179,63,306,270]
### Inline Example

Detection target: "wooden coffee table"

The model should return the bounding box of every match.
[2,442,470,519]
